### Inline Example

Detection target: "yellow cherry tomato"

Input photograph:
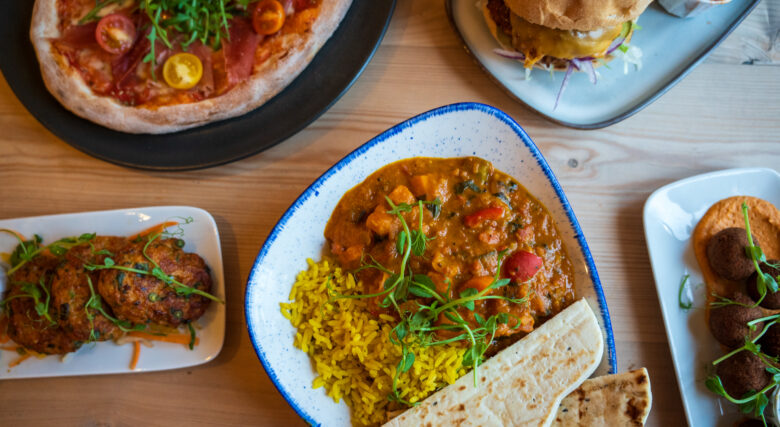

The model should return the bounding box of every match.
[252,0,286,35]
[163,53,203,90]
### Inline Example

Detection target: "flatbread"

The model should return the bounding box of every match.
[383,298,604,427]
[30,0,353,134]
[553,368,652,426]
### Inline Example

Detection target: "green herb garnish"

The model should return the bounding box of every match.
[326,195,530,404]
[678,274,693,310]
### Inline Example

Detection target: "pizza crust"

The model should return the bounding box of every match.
[30,0,353,134]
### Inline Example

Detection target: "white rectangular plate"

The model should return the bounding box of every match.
[0,206,225,379]
[643,168,780,426]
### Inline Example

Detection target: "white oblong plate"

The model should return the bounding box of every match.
[447,0,760,128]
[643,168,780,427]
[0,206,225,379]
[245,103,616,426]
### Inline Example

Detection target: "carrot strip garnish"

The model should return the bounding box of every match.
[130,341,141,370]
[0,229,27,242]
[128,331,199,348]
[128,221,180,241]
[0,345,19,352]
[9,354,31,368]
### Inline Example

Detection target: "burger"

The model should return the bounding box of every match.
[480,0,652,105]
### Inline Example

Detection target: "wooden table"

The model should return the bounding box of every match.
[0,0,778,425]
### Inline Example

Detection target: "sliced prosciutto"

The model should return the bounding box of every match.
[222,18,262,90]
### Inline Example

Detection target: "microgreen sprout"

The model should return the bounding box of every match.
[743,203,779,299]
[1,279,57,326]
[678,274,693,310]
[706,316,780,425]
[84,276,146,341]
[0,229,96,275]
[83,232,223,304]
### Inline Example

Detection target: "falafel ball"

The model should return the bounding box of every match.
[97,238,213,327]
[51,237,128,342]
[716,350,771,399]
[709,293,764,348]
[707,227,759,281]
[4,255,79,354]
[746,260,780,309]
[758,323,780,358]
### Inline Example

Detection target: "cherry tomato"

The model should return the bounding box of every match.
[252,0,286,35]
[95,14,136,55]
[163,53,203,90]
[503,251,543,283]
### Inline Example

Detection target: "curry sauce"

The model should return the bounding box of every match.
[324,157,575,345]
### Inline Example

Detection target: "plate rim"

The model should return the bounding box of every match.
[642,167,780,425]
[243,102,616,424]
[0,205,226,379]
[444,0,762,130]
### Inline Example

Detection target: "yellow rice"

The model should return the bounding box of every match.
[280,258,468,426]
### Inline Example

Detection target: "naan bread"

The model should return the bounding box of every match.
[553,368,652,426]
[383,299,604,427]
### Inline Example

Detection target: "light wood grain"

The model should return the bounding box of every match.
[0,0,778,425]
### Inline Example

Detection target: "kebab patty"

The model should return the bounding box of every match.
[97,238,213,327]
[5,254,79,354]
[50,236,129,342]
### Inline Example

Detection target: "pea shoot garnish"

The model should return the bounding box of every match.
[80,0,256,69]
[742,203,780,301]
[83,232,224,304]
[84,276,147,342]
[326,195,532,404]
[706,315,780,426]
[678,274,693,310]
[0,229,97,276]
[0,279,56,326]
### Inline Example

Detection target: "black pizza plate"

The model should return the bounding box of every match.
[0,1,396,171]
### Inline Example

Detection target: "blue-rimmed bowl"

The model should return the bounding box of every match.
[245,103,615,425]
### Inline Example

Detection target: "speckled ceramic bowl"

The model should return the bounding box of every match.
[244,103,615,425]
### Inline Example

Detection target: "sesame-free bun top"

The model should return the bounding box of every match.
[503,0,653,31]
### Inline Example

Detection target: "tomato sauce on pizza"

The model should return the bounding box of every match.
[51,0,320,107]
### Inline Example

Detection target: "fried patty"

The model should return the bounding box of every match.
[487,0,512,35]
[51,236,129,342]
[97,238,213,327]
[4,254,79,354]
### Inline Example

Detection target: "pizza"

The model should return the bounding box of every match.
[30,0,352,134]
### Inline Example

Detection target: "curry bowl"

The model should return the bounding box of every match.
[244,103,616,425]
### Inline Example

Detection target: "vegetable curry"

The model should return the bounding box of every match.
[324,157,575,351]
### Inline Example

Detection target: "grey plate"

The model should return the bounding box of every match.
[446,0,761,129]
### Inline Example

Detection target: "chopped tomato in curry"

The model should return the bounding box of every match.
[324,157,576,349]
